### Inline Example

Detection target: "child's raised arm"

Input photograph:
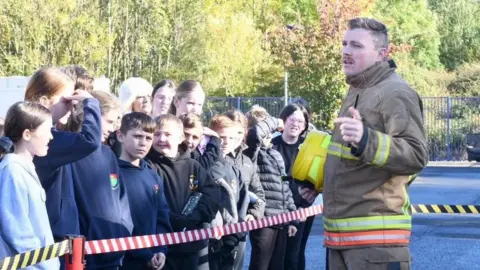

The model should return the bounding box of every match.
[35,97,102,179]
[244,117,281,163]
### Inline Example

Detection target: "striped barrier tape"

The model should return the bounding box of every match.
[84,204,324,255]
[1,203,479,268]
[0,239,69,270]
[83,203,480,254]
[412,204,480,214]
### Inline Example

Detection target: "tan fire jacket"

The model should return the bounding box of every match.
[323,60,428,249]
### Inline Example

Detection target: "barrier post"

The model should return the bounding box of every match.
[65,235,86,270]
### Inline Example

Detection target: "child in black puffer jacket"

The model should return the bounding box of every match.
[244,106,298,270]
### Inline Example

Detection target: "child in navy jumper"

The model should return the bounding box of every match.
[117,112,172,270]
[22,68,102,244]
[70,91,133,270]
[145,114,221,270]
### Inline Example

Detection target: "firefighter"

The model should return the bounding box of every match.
[300,17,428,269]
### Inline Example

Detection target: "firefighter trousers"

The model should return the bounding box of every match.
[327,246,411,270]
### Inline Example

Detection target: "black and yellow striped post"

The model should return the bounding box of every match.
[412,204,480,214]
[0,240,69,270]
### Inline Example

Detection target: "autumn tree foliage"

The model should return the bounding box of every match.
[266,0,374,128]
[0,0,478,120]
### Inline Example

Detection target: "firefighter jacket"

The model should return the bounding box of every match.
[323,60,429,249]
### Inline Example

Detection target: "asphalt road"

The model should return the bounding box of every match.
[243,167,480,270]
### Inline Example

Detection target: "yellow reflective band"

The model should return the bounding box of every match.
[324,215,412,232]
[328,142,359,160]
[372,131,390,166]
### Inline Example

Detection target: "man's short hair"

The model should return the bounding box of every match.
[120,112,156,134]
[209,115,237,132]
[246,105,270,128]
[179,113,203,129]
[348,17,389,50]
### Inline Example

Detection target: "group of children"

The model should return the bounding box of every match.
[0,65,316,270]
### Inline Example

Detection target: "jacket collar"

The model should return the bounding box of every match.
[228,143,248,160]
[346,59,397,89]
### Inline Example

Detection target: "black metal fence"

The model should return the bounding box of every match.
[203,97,302,124]
[423,97,480,161]
[205,96,480,161]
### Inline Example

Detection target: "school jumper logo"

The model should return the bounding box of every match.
[110,174,119,189]
[189,174,199,191]
[154,184,159,194]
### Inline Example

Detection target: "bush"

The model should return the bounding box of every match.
[394,52,451,97]
[447,63,480,96]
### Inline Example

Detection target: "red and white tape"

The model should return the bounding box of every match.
[85,204,324,255]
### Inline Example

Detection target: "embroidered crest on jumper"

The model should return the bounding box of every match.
[110,174,119,189]
[189,174,199,191]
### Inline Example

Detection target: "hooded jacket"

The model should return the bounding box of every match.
[0,154,60,270]
[245,117,297,227]
[225,145,266,219]
[145,146,221,253]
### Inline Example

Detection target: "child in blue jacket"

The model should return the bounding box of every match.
[0,102,58,269]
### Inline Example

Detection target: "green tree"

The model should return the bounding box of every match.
[0,0,106,76]
[201,12,279,96]
[428,0,480,70]
[369,0,442,69]
[266,0,374,129]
